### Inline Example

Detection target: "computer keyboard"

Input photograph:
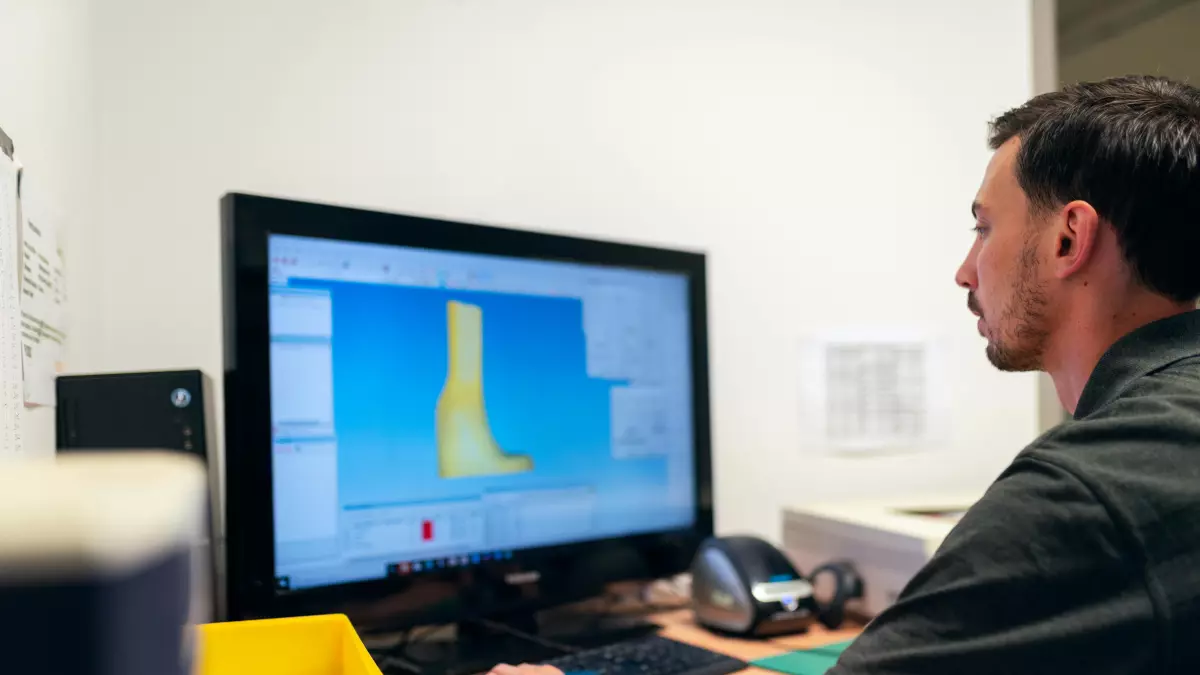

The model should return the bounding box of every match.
[542,635,747,675]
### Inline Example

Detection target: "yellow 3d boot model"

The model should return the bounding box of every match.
[436,301,534,478]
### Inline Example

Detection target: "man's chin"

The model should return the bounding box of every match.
[985,342,1040,372]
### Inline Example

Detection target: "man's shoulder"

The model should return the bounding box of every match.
[1029,356,1200,458]
[1017,357,1200,571]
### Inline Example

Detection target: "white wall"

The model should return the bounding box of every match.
[83,0,1039,541]
[0,0,93,457]
[1060,0,1200,85]
[1032,0,1067,433]
[1032,0,1059,95]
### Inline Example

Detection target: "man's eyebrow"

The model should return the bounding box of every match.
[971,201,984,219]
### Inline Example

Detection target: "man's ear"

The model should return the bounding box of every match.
[1053,200,1100,280]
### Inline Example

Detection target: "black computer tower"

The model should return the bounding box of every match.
[55,369,225,619]
[56,369,216,459]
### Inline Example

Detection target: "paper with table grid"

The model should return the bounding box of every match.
[824,342,927,447]
[798,332,939,455]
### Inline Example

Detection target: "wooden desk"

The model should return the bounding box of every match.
[651,610,863,672]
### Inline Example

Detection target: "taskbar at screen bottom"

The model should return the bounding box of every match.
[276,506,697,590]
[275,519,698,592]
[275,549,515,591]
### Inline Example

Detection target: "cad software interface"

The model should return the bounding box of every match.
[267,233,696,590]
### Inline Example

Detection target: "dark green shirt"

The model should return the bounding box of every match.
[830,310,1200,675]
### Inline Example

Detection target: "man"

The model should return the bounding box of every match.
[493,75,1200,675]
[825,74,1200,674]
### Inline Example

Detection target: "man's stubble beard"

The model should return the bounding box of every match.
[986,238,1051,372]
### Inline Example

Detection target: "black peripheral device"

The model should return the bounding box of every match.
[691,536,863,637]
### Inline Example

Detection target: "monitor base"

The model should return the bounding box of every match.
[381,608,661,675]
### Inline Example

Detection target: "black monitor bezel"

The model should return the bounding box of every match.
[222,192,714,623]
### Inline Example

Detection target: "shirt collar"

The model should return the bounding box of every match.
[1074,309,1200,419]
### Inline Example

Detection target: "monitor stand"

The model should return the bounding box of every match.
[388,607,662,675]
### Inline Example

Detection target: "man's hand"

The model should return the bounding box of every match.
[487,664,564,675]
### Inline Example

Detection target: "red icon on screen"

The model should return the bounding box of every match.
[422,520,434,542]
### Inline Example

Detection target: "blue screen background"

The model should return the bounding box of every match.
[288,279,673,519]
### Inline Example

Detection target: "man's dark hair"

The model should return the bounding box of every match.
[989,75,1200,302]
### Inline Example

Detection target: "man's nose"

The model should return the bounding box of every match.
[956,252,978,290]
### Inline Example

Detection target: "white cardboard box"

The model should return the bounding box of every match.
[782,492,981,617]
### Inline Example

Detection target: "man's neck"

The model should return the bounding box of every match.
[1044,294,1194,414]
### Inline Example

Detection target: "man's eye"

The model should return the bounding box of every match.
[972,225,989,237]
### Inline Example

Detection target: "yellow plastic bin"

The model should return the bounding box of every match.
[196,614,383,675]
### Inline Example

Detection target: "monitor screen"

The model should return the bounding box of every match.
[267,233,696,591]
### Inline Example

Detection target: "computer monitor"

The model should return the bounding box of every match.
[222,194,713,627]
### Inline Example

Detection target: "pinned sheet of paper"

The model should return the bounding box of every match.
[799,329,948,455]
[0,127,24,455]
[17,170,67,408]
